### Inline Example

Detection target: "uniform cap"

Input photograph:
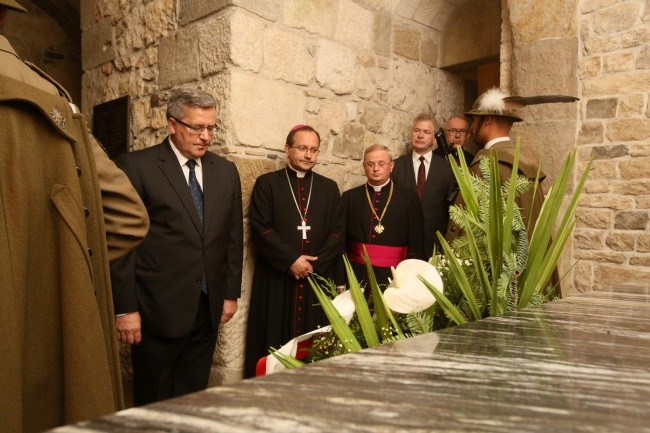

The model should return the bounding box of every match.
[0,0,27,13]
[465,88,523,122]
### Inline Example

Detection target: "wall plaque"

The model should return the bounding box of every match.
[92,95,130,160]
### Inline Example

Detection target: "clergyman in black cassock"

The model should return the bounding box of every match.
[244,125,343,378]
[344,145,425,287]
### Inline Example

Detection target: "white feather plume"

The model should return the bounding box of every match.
[478,88,509,114]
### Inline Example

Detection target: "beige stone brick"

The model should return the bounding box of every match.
[387,57,437,113]
[611,179,650,195]
[509,1,577,41]
[637,195,650,209]
[373,11,391,57]
[593,1,643,35]
[577,208,612,228]
[393,25,420,60]
[332,123,366,159]
[618,94,645,117]
[582,159,617,180]
[360,104,387,133]
[603,51,636,73]
[394,0,419,19]
[335,0,374,51]
[578,122,604,145]
[586,98,617,118]
[513,37,579,96]
[579,193,635,210]
[574,250,627,263]
[621,26,649,48]
[316,39,356,94]
[590,144,627,159]
[614,210,649,230]
[574,229,604,249]
[229,12,266,73]
[605,232,637,250]
[593,264,650,290]
[357,53,376,68]
[263,27,314,86]
[629,255,650,266]
[628,144,650,157]
[197,16,229,77]
[413,0,448,30]
[82,18,115,70]
[619,157,650,179]
[637,233,650,252]
[229,70,305,150]
[583,70,650,95]
[179,0,280,25]
[355,66,376,100]
[283,0,334,36]
[420,30,438,68]
[572,261,593,294]
[580,0,622,14]
[606,118,650,142]
[158,28,200,88]
[584,180,611,194]
[638,43,650,69]
[583,34,621,55]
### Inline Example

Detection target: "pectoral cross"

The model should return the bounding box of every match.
[297,220,311,240]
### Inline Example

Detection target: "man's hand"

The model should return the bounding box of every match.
[221,299,238,324]
[115,311,142,345]
[289,255,318,279]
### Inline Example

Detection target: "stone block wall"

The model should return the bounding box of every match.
[574,0,650,293]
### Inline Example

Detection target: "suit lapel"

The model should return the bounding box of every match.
[201,154,218,235]
[158,141,203,234]
[403,155,417,191]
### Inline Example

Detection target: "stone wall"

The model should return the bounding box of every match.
[79,0,650,388]
[573,0,650,292]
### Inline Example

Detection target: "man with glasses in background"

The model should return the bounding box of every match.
[392,114,456,259]
[244,125,343,378]
[344,145,424,286]
[438,115,475,164]
[111,87,243,405]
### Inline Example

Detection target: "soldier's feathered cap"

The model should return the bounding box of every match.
[0,0,27,13]
[466,87,579,123]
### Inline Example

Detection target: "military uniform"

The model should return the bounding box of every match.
[0,29,148,433]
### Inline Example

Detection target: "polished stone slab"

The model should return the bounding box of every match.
[51,284,650,432]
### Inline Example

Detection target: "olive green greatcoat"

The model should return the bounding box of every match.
[0,75,125,432]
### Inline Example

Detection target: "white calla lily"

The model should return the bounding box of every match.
[384,259,443,314]
[331,289,356,324]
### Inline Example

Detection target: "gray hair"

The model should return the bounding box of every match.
[166,88,218,119]
[363,144,392,161]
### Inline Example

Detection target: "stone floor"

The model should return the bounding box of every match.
[51,283,650,432]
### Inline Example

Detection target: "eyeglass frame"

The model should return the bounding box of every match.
[444,128,470,136]
[363,161,392,169]
[171,117,219,135]
[290,145,320,154]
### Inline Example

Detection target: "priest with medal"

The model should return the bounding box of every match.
[244,125,344,378]
[343,145,425,287]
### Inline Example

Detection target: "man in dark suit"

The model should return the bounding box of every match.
[437,115,475,165]
[111,88,243,405]
[392,113,456,258]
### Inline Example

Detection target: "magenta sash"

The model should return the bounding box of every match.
[348,242,407,268]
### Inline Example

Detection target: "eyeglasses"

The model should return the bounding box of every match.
[172,117,218,135]
[364,161,391,168]
[291,146,320,154]
[445,128,469,136]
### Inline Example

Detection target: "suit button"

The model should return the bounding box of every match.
[196,278,202,283]
[203,249,207,254]
[84,207,90,217]
[87,248,93,256]
[76,166,82,176]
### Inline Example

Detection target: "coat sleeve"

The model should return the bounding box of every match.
[224,163,244,300]
[250,175,302,273]
[93,139,149,263]
[109,155,142,314]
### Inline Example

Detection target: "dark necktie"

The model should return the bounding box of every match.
[417,156,426,199]
[187,159,207,294]
[187,159,203,222]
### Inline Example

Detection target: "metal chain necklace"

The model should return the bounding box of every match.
[285,168,314,240]
[365,181,394,234]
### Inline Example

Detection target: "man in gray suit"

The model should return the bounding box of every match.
[111,88,243,405]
